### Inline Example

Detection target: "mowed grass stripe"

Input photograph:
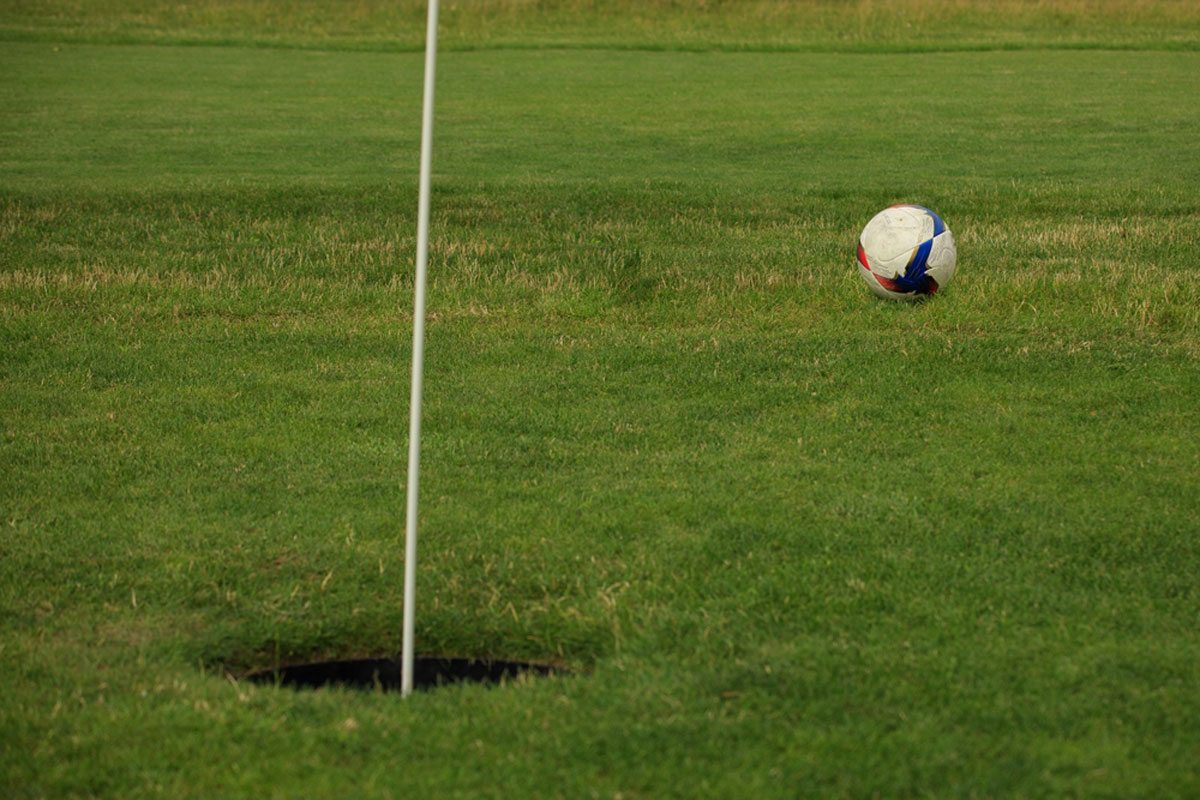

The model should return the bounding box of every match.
[1,0,1198,52]
[4,45,1200,190]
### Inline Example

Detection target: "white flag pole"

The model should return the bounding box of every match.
[402,0,440,698]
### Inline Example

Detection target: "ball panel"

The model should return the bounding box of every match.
[890,204,946,237]
[925,230,957,287]
[860,207,926,262]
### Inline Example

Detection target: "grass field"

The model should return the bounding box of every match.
[3,2,1200,797]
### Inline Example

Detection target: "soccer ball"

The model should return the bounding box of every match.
[856,205,957,301]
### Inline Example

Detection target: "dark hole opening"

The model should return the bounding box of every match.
[242,657,559,693]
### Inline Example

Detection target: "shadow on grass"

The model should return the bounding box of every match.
[241,656,563,693]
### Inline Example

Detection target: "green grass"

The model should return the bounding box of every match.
[2,0,1199,52]
[3,2,1200,797]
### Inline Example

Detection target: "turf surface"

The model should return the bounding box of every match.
[2,3,1199,797]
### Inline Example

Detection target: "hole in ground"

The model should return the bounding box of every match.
[242,656,561,693]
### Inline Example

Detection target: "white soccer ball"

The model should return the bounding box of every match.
[856,205,957,301]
